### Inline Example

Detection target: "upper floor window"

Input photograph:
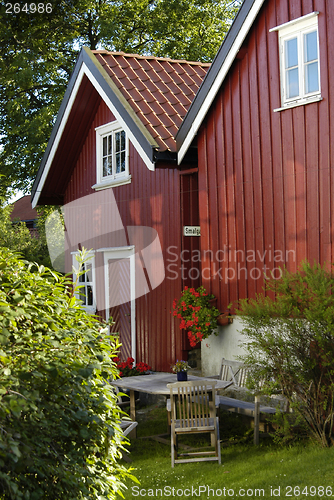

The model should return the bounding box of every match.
[270,12,321,111]
[93,121,131,191]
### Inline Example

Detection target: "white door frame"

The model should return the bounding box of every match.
[97,246,136,362]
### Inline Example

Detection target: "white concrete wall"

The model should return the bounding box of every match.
[201,316,247,377]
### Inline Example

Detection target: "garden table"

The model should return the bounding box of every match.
[111,372,232,437]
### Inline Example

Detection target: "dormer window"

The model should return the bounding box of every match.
[270,12,322,111]
[93,121,131,190]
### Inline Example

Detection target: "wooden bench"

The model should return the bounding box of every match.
[213,359,288,445]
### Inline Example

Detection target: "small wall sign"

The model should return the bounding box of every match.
[183,226,201,236]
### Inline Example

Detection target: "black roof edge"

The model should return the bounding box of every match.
[32,47,157,204]
[175,0,257,147]
[154,150,177,164]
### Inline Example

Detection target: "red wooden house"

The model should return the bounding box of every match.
[173,0,334,373]
[31,49,209,371]
[177,0,333,315]
[32,0,333,373]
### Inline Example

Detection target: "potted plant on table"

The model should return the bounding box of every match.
[171,360,191,381]
[172,286,220,347]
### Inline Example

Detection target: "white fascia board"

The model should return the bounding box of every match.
[177,0,265,165]
[32,66,87,208]
[32,63,156,208]
[269,11,319,32]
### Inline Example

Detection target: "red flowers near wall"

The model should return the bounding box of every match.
[114,357,151,377]
[172,286,219,347]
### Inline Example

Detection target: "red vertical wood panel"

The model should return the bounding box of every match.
[231,65,247,301]
[248,28,265,296]
[207,107,220,298]
[281,109,297,273]
[292,107,307,265]
[258,8,275,284]
[326,0,334,264]
[268,0,287,276]
[240,52,257,302]
[305,103,320,264]
[224,78,238,306]
[316,0,331,266]
[198,126,211,292]
[215,93,230,311]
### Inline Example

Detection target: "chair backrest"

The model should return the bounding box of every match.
[168,381,217,429]
[218,358,252,388]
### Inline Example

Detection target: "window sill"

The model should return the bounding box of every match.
[92,175,132,191]
[274,95,322,112]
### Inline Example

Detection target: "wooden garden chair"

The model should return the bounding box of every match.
[167,381,221,467]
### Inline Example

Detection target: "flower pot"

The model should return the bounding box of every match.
[177,371,188,381]
[217,313,233,326]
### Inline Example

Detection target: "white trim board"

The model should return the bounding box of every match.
[177,0,266,165]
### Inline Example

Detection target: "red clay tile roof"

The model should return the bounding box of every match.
[92,50,210,153]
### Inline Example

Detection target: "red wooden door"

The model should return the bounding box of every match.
[180,172,201,290]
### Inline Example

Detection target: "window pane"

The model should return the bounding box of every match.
[86,263,92,282]
[304,31,317,62]
[107,157,112,176]
[103,136,107,157]
[115,153,121,174]
[286,67,299,98]
[108,135,112,155]
[120,151,126,172]
[115,131,121,152]
[285,37,298,68]
[79,289,86,305]
[305,61,319,93]
[87,285,93,306]
[103,157,108,177]
[120,130,126,151]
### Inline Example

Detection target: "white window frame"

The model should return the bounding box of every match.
[92,121,131,191]
[72,251,96,314]
[270,12,321,112]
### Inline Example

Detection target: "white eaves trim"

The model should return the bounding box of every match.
[177,0,265,165]
[32,63,155,208]
[269,11,319,32]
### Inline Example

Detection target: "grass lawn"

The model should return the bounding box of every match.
[121,405,334,499]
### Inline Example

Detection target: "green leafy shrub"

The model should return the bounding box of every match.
[0,248,136,499]
[238,261,334,447]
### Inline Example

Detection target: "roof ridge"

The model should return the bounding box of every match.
[91,49,211,67]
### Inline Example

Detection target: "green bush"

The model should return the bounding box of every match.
[238,261,334,447]
[0,248,136,499]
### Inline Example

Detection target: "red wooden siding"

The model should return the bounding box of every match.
[197,0,334,313]
[64,99,184,372]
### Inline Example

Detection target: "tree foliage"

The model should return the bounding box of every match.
[0,0,241,196]
[238,261,334,447]
[0,198,51,267]
[0,247,136,498]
